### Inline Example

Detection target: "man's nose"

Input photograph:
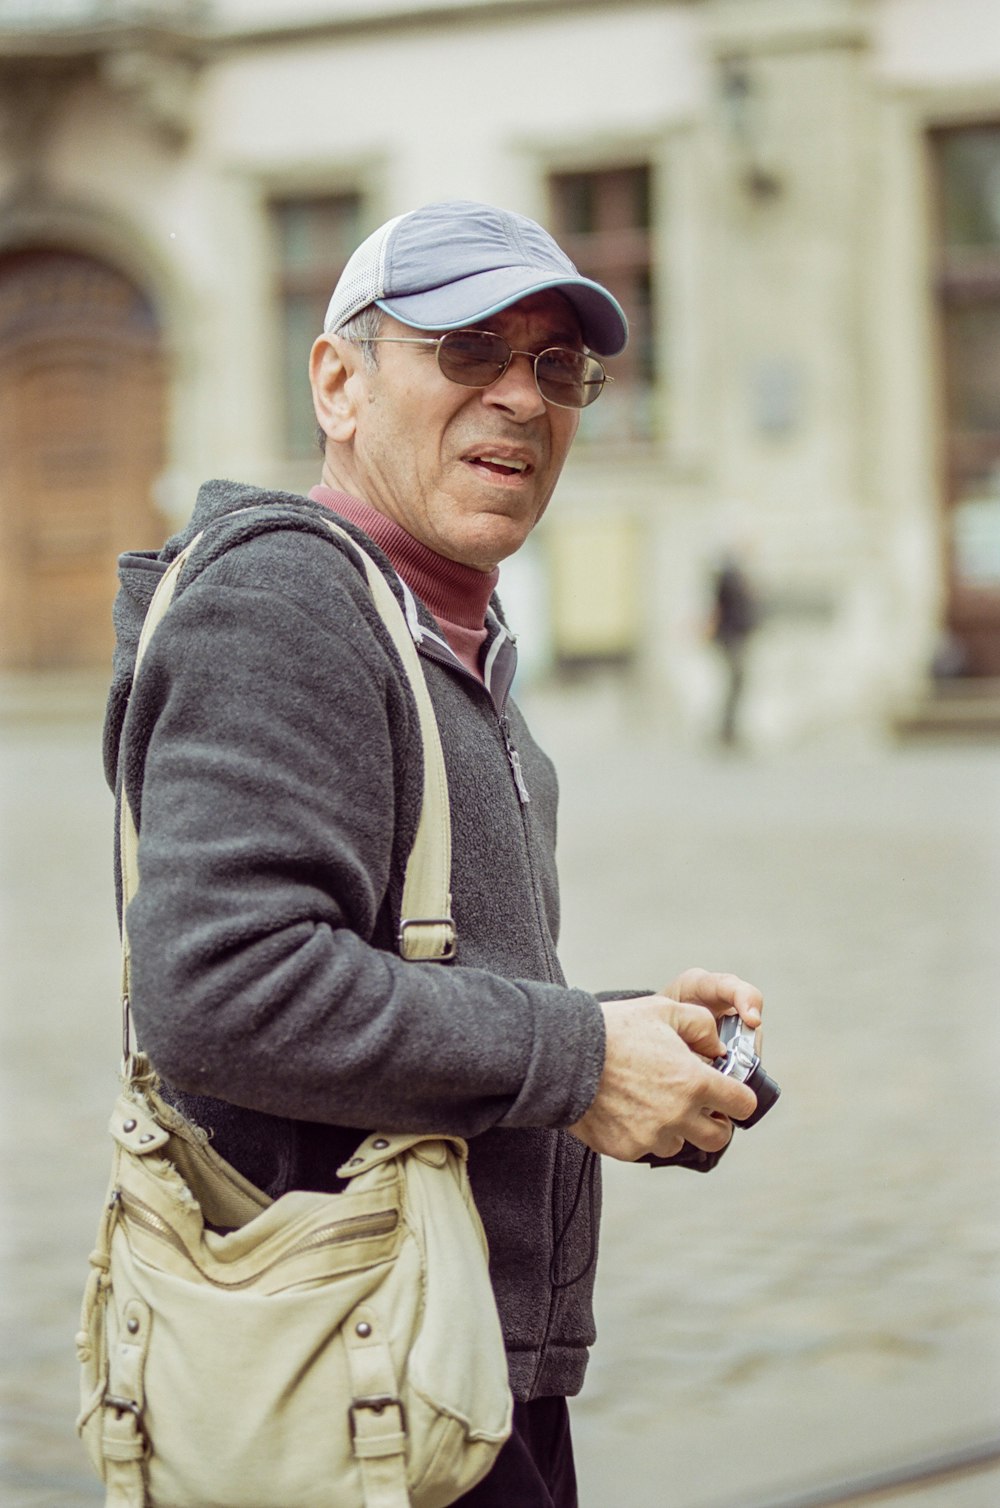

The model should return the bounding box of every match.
[482,351,547,421]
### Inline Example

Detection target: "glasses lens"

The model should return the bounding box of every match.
[437,331,510,387]
[535,349,606,409]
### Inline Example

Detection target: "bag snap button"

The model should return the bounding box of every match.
[122,1119,137,1133]
[372,1138,389,1150]
[355,1321,372,1338]
[127,1318,140,1335]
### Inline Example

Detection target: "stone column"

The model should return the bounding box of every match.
[700,0,885,739]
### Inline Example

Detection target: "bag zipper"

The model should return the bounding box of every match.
[115,1189,398,1290]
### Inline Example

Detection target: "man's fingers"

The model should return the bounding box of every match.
[652,998,759,1120]
[658,998,725,1058]
[665,967,763,1028]
[645,1130,686,1162]
[652,1006,758,1135]
[683,1111,735,1155]
[677,1050,758,1134]
[704,1069,758,1126]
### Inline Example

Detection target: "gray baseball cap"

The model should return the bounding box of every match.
[323,199,628,357]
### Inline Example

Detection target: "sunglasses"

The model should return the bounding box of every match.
[350,329,611,409]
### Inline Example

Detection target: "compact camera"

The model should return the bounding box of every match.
[714,1013,780,1128]
[643,1013,780,1172]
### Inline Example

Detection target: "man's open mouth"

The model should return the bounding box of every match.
[465,453,533,478]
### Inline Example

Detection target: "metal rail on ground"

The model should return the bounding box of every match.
[715,1434,1000,1508]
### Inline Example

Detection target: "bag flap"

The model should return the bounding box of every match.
[337,1131,467,1180]
[109,1094,170,1154]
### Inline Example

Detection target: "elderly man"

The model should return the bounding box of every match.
[105,200,761,1507]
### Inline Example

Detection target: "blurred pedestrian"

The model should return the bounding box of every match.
[710,552,760,747]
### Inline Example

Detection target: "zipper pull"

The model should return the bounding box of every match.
[501,715,531,805]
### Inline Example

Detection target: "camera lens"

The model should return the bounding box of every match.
[735,1061,781,1128]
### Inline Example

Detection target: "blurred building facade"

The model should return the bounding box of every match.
[3,0,1000,742]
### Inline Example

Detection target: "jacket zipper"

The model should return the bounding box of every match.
[415,633,531,805]
[499,714,531,805]
[115,1188,397,1289]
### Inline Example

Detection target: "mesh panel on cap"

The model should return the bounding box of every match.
[324,214,405,332]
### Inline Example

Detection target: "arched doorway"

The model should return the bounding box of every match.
[0,248,168,669]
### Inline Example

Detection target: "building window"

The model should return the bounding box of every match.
[549,164,657,443]
[930,124,1000,674]
[271,193,364,458]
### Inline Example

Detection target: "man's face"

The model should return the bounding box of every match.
[330,291,582,571]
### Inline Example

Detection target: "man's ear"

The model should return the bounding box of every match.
[309,335,362,444]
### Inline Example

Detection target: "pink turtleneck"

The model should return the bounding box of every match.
[309,485,499,681]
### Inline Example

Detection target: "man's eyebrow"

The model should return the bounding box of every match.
[472,320,584,348]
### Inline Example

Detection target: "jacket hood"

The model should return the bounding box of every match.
[103,547,168,791]
[102,479,393,793]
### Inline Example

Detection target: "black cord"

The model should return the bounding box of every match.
[549,1147,599,1291]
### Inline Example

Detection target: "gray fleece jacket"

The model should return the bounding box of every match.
[104,480,608,1400]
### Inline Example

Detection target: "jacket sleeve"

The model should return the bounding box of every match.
[123,547,605,1139]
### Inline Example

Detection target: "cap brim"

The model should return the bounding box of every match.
[377,267,628,357]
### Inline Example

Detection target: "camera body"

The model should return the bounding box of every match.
[714,1013,780,1128]
[643,1013,780,1172]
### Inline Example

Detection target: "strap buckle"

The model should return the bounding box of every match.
[348,1393,407,1442]
[101,1394,148,1465]
[104,1394,142,1419]
[398,918,457,960]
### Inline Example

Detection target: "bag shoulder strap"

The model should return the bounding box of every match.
[119,517,457,1040]
[321,520,455,964]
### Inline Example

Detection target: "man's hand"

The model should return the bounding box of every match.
[664,967,763,1032]
[568,993,759,1164]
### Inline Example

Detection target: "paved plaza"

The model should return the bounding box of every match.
[2,678,998,1508]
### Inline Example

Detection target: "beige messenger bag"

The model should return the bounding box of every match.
[76,519,513,1508]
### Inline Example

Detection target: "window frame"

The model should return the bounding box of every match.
[547,161,659,446]
[268,188,368,462]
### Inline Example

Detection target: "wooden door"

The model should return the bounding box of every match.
[931,125,1000,676]
[0,249,167,669]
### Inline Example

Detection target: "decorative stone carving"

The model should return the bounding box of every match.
[99,46,201,148]
[0,8,204,154]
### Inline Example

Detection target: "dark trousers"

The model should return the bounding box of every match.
[452,1397,578,1508]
